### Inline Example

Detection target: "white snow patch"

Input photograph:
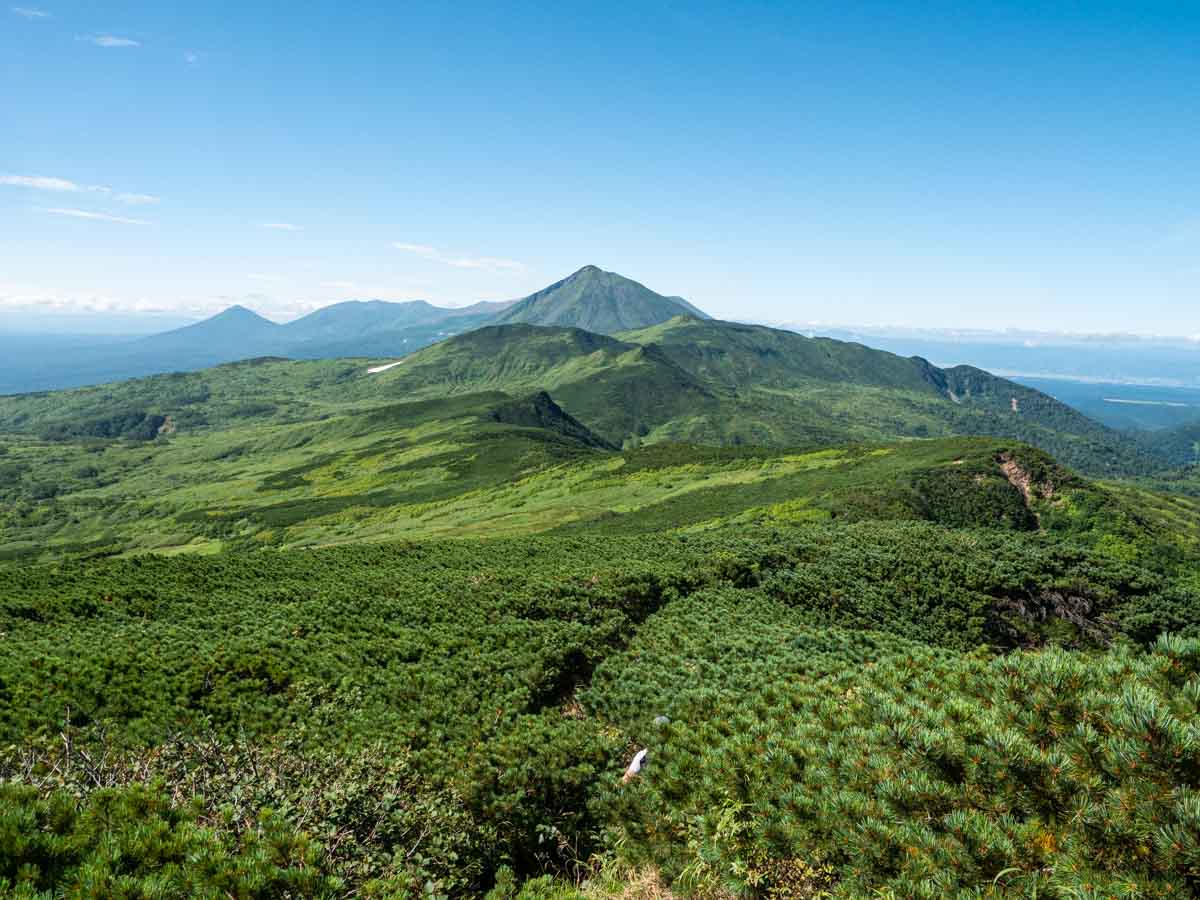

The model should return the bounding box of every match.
[367,360,406,374]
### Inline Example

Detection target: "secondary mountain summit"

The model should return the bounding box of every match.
[491,265,708,334]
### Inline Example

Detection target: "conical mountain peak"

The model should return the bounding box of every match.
[216,304,268,320]
[490,267,708,335]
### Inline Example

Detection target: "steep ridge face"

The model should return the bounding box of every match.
[489,265,708,334]
[486,391,618,450]
[937,365,1117,435]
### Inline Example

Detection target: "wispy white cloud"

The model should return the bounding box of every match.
[1,174,80,191]
[259,223,302,231]
[391,242,525,271]
[12,7,49,18]
[1,173,160,204]
[84,34,140,48]
[44,207,152,226]
[392,242,438,257]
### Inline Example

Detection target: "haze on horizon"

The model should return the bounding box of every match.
[3,1,1198,335]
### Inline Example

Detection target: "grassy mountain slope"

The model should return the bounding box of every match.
[367,324,721,441]
[616,315,950,392]
[620,316,1131,437]
[627,317,1164,474]
[0,357,1191,566]
[374,315,1154,473]
[490,265,707,333]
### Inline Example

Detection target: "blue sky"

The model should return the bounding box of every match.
[3,1,1198,334]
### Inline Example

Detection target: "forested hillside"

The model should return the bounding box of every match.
[1143,418,1200,468]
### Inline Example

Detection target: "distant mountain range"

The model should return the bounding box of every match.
[0,299,1168,477]
[0,301,507,394]
[0,264,1192,476]
[7,269,1198,397]
[0,266,697,394]
[143,298,514,363]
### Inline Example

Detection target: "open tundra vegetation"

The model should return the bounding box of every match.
[3,281,1200,898]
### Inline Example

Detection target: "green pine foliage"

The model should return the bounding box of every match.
[601,632,1200,898]
[0,782,337,898]
[1,503,1198,894]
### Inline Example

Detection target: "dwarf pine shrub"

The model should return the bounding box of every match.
[604,632,1200,898]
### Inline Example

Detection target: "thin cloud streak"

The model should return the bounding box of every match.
[1,174,80,191]
[392,242,438,256]
[85,34,140,47]
[44,208,152,225]
[259,223,302,231]
[392,241,525,271]
[12,7,49,18]
[1,173,160,204]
